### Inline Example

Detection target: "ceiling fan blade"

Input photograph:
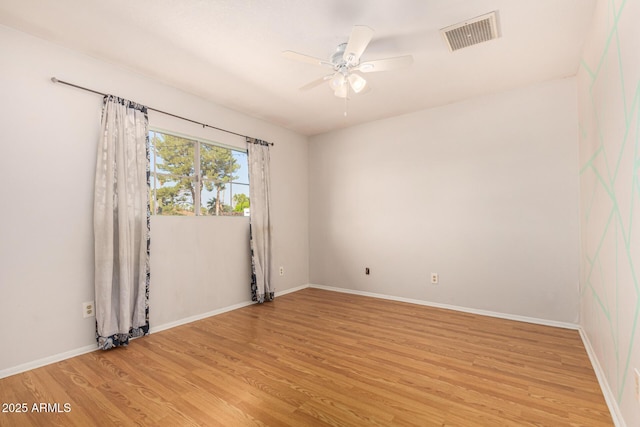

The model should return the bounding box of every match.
[343,25,374,63]
[299,74,334,91]
[357,55,414,73]
[282,50,330,67]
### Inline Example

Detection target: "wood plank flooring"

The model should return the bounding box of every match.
[0,288,612,426]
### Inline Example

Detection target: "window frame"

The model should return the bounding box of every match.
[149,127,249,216]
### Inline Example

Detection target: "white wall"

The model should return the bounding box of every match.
[578,0,640,425]
[309,78,580,323]
[0,25,308,374]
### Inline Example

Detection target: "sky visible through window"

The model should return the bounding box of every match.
[149,130,249,216]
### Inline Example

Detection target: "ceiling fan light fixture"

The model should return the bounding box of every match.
[348,73,366,93]
[329,73,345,90]
[334,84,348,98]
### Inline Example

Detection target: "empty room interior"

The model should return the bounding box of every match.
[0,0,639,425]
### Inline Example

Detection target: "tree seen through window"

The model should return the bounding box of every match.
[150,131,249,216]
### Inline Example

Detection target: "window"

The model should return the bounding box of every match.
[149,130,249,216]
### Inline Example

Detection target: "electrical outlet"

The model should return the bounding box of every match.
[431,273,438,284]
[365,267,370,275]
[635,368,640,403]
[279,266,284,276]
[82,301,95,318]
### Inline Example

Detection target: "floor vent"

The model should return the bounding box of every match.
[440,11,500,52]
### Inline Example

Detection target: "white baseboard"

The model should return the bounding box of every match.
[153,284,310,333]
[2,282,623,427]
[276,283,310,296]
[0,285,309,379]
[151,300,255,333]
[0,344,97,380]
[308,284,579,330]
[308,284,624,425]
[579,328,626,427]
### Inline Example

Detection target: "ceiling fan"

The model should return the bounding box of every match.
[283,25,413,99]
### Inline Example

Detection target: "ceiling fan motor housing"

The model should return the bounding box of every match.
[331,43,352,70]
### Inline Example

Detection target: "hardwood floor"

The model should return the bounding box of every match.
[0,288,612,426]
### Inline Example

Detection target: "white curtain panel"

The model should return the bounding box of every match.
[94,96,150,349]
[247,138,273,303]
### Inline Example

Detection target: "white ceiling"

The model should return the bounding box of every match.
[0,0,596,136]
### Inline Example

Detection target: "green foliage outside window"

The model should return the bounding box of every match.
[150,131,249,216]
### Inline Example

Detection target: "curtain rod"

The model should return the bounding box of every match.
[50,77,273,145]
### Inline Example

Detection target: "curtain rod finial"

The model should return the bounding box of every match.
[51,77,58,83]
